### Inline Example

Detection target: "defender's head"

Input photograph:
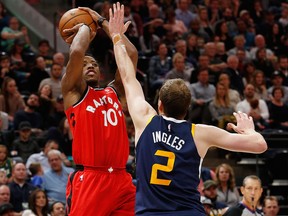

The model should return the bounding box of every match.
[158,79,191,119]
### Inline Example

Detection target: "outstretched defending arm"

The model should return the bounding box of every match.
[194,111,268,158]
[108,3,156,142]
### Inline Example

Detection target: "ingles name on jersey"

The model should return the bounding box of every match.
[152,131,185,150]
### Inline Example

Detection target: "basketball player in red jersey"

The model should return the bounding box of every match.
[61,4,137,216]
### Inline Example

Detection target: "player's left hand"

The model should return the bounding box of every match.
[64,23,96,44]
[78,7,103,29]
[108,2,130,38]
[226,111,255,134]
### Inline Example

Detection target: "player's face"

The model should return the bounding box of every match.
[83,56,100,85]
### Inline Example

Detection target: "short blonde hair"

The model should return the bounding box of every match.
[172,52,184,65]
[159,79,191,119]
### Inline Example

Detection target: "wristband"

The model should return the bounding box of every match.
[97,17,107,28]
[112,34,122,45]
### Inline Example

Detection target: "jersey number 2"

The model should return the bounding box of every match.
[150,150,175,186]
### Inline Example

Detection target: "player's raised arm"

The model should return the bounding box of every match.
[108,3,156,140]
[79,6,138,70]
[79,6,137,97]
[60,23,95,110]
[194,111,268,158]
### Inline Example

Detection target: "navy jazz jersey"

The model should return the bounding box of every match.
[135,115,205,216]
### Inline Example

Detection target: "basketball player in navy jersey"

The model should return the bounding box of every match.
[109,3,268,216]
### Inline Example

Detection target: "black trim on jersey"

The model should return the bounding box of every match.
[72,85,89,107]
[107,82,121,101]
[66,170,78,215]
[106,83,120,102]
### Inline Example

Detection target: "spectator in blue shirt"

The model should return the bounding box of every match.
[43,149,74,204]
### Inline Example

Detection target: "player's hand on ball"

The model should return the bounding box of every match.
[58,8,97,43]
[78,7,102,28]
[63,23,96,44]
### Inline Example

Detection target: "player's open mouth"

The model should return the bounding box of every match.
[86,70,96,75]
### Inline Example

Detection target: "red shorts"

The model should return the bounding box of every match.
[66,167,136,216]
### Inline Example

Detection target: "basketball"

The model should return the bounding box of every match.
[58,8,97,42]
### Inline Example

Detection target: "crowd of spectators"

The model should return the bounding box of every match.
[0,2,75,214]
[0,0,285,215]
[91,0,288,134]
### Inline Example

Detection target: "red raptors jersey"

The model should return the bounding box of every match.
[65,86,129,168]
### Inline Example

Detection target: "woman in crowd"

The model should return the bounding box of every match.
[215,163,240,207]
[198,6,214,39]
[9,39,27,72]
[209,82,235,129]
[252,69,269,101]
[0,77,25,127]
[217,73,241,109]
[253,47,274,80]
[1,16,30,52]
[22,189,50,216]
[148,42,172,95]
[267,86,288,131]
[242,61,256,86]
[38,84,54,129]
[266,22,284,55]
[214,20,234,50]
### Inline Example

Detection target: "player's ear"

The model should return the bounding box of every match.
[158,100,164,114]
[240,186,244,195]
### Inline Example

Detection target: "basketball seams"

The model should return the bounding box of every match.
[88,21,96,30]
[59,8,97,42]
[60,13,92,33]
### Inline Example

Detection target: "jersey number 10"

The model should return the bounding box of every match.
[102,109,118,126]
